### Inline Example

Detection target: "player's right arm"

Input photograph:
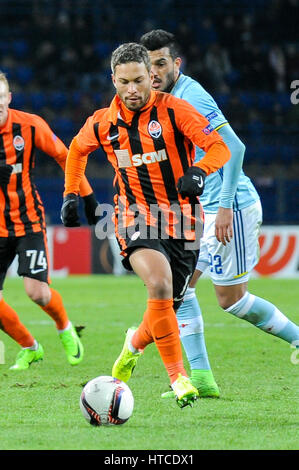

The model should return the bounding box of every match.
[64,112,102,196]
[31,113,96,198]
[61,112,102,227]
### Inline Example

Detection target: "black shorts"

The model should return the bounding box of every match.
[0,231,50,290]
[120,236,199,311]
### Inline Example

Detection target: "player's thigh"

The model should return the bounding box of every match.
[16,231,50,283]
[0,237,17,290]
[123,237,173,298]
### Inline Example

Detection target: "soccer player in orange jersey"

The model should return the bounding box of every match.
[61,43,231,407]
[0,71,100,370]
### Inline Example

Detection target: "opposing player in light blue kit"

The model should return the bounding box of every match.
[140,30,299,399]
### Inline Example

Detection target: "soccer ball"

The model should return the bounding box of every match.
[79,375,134,426]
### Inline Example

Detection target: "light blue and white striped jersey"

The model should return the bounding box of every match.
[171,73,259,213]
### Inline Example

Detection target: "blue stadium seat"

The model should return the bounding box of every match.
[30,92,47,111]
[277,92,292,110]
[239,92,255,107]
[94,41,114,59]
[12,92,27,109]
[15,65,33,85]
[279,145,297,164]
[49,91,68,110]
[53,117,74,133]
[256,92,275,110]
[213,93,229,108]
[11,39,29,59]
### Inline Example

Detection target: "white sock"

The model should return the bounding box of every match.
[57,321,71,334]
[24,339,38,351]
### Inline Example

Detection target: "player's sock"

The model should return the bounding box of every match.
[132,298,187,383]
[176,287,211,370]
[23,339,39,351]
[40,288,69,330]
[225,292,299,344]
[0,299,35,347]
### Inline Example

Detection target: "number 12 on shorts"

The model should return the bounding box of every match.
[26,249,47,274]
[208,253,223,274]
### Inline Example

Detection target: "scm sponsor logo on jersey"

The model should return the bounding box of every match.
[131,148,168,167]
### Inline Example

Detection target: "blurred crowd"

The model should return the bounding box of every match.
[0,0,299,179]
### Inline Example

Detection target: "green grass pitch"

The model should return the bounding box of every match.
[0,275,298,450]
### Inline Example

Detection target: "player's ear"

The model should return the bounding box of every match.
[8,92,12,105]
[111,74,117,88]
[174,57,182,69]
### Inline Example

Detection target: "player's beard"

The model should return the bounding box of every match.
[163,71,176,93]
[122,88,151,111]
[153,69,176,94]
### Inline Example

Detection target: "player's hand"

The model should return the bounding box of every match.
[61,193,80,227]
[215,207,233,246]
[82,193,101,225]
[177,166,206,199]
[0,162,13,187]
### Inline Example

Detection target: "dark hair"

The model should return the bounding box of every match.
[140,29,180,59]
[111,42,151,73]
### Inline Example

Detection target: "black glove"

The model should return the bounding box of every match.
[177,166,206,199]
[0,162,13,187]
[60,193,80,227]
[82,193,101,225]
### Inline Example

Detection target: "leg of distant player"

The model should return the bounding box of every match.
[23,277,84,365]
[215,282,299,344]
[0,290,44,370]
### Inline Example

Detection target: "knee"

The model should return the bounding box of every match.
[147,275,172,299]
[26,283,51,306]
[217,293,242,310]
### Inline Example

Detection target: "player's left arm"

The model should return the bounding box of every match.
[33,114,100,224]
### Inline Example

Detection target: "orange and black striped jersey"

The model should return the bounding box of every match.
[0,108,93,237]
[65,90,231,240]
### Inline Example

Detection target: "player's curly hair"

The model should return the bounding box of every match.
[140,30,180,59]
[111,43,151,74]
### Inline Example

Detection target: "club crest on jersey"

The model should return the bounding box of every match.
[148,120,162,139]
[13,135,25,151]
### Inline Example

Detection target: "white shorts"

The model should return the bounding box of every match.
[196,200,262,285]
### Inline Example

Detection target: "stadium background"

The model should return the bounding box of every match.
[1,0,299,275]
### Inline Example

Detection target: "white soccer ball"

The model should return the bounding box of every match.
[79,375,134,426]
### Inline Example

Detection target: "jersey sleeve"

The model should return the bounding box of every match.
[32,114,94,197]
[181,81,227,130]
[64,113,101,196]
[173,98,231,175]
